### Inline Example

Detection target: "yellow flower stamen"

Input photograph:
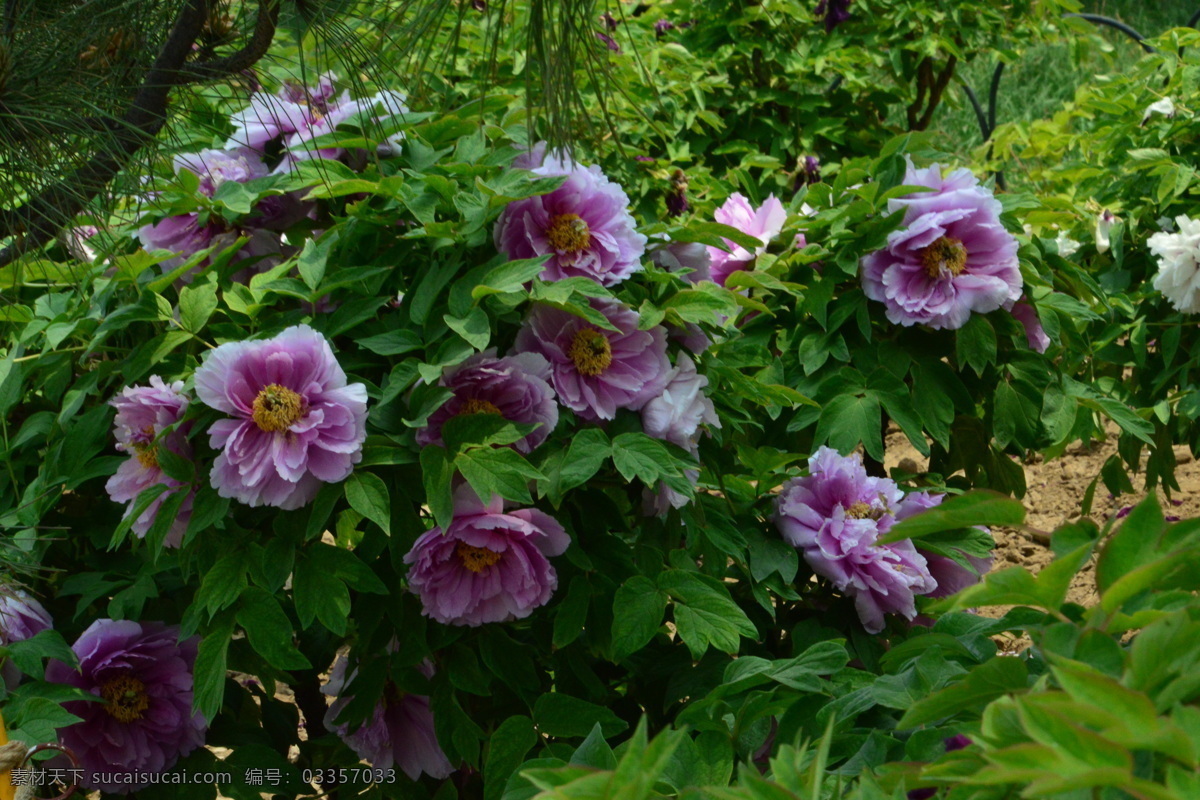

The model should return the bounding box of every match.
[460,398,503,416]
[918,236,968,279]
[252,384,304,433]
[567,329,612,377]
[135,444,159,470]
[546,213,592,254]
[457,542,502,573]
[101,674,150,723]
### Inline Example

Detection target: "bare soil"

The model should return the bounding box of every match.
[885,425,1200,617]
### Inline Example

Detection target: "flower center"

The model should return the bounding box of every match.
[100,674,150,723]
[845,502,884,520]
[567,329,612,377]
[135,443,159,470]
[252,384,304,433]
[460,398,503,416]
[456,542,502,573]
[546,213,592,254]
[918,236,968,279]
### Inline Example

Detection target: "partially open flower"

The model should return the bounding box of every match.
[404,487,569,626]
[322,655,454,780]
[104,376,195,547]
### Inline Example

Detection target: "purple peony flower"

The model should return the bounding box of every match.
[641,358,719,455]
[417,350,559,454]
[895,491,992,599]
[174,147,269,195]
[650,236,712,283]
[0,587,53,688]
[707,193,786,287]
[596,32,621,52]
[654,19,676,37]
[1009,298,1049,353]
[512,299,671,422]
[322,655,454,780]
[666,168,691,217]
[45,620,207,794]
[860,159,1022,330]
[815,0,852,32]
[494,154,647,287]
[104,376,195,548]
[511,140,549,170]
[404,487,570,626]
[643,469,697,517]
[229,73,338,152]
[194,324,368,510]
[667,321,712,355]
[282,90,409,167]
[774,447,936,633]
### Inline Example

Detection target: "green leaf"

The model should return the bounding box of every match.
[178,276,219,332]
[570,723,617,770]
[445,306,491,349]
[534,692,628,738]
[956,315,997,376]
[456,448,545,505]
[485,715,538,800]
[878,491,1025,544]
[421,446,456,528]
[344,471,391,535]
[932,541,1094,614]
[814,394,883,464]
[1094,494,1164,595]
[193,611,236,722]
[610,575,668,662]
[898,656,1028,729]
[235,587,310,671]
[442,414,539,452]
[556,428,611,493]
[472,256,551,298]
[552,577,590,649]
[293,555,351,634]
[195,553,248,617]
[4,630,77,678]
[611,432,678,485]
[658,570,757,659]
[354,329,423,356]
[296,235,334,290]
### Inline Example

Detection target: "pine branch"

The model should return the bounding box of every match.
[184,0,280,80]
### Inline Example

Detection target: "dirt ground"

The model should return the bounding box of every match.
[884,424,1200,617]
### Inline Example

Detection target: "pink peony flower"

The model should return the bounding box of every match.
[0,587,53,689]
[194,325,368,510]
[895,491,993,598]
[229,73,339,152]
[860,159,1022,330]
[707,193,786,287]
[495,154,647,287]
[650,236,712,283]
[773,447,936,633]
[46,620,207,794]
[641,358,719,455]
[404,487,569,626]
[322,654,454,780]
[512,299,671,422]
[104,376,195,547]
[417,350,558,454]
[1010,298,1050,353]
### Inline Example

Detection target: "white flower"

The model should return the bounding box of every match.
[1096,210,1117,254]
[640,358,719,454]
[1149,215,1200,313]
[1142,97,1177,124]
[1054,231,1081,258]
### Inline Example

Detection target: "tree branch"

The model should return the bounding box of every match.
[184,0,280,81]
[0,0,213,268]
